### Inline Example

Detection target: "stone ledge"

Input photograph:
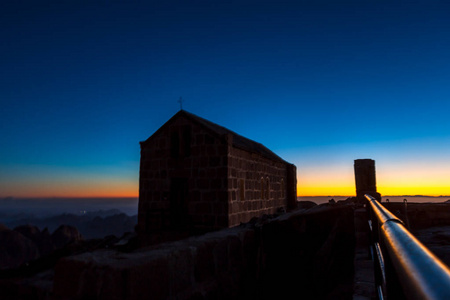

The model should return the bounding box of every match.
[53,226,257,300]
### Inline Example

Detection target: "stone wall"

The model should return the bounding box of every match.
[52,205,356,300]
[138,116,229,233]
[138,114,296,234]
[227,146,290,227]
[383,202,450,230]
[53,227,258,300]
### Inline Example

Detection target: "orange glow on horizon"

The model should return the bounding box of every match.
[1,180,138,198]
[3,163,450,198]
[3,190,139,199]
[4,175,450,198]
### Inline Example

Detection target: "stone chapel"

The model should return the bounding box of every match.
[137,110,297,235]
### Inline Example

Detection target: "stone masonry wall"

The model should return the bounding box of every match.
[53,226,259,300]
[227,146,288,227]
[52,205,356,300]
[138,116,229,233]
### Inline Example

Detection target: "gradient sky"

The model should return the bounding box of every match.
[1,1,450,197]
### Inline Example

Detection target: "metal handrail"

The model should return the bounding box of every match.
[365,194,450,300]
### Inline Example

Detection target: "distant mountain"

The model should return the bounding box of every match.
[2,210,137,239]
[0,197,138,218]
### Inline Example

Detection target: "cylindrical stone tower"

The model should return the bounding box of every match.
[354,159,381,201]
[286,163,297,211]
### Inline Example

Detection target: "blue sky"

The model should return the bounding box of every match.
[1,1,450,196]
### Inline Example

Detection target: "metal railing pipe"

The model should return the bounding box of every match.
[366,195,404,226]
[365,194,450,300]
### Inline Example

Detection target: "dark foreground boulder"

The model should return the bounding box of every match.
[14,225,54,257]
[51,225,83,249]
[0,226,39,269]
[297,200,317,209]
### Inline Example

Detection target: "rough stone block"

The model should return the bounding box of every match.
[196,202,211,214]
[211,179,222,189]
[168,248,195,296]
[197,178,209,189]
[194,240,216,283]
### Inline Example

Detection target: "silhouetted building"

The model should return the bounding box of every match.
[137,110,297,235]
[354,159,381,201]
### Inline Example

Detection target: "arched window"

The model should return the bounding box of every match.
[239,179,245,201]
[266,177,270,200]
[261,177,265,199]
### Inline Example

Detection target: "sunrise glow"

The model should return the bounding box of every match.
[294,157,450,197]
[1,2,449,200]
[0,181,138,198]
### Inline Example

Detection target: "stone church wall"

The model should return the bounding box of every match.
[138,116,229,234]
[227,146,289,227]
[138,112,297,236]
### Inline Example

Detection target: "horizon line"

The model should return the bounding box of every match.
[298,195,450,198]
[2,195,450,200]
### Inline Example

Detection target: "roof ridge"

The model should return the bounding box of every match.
[180,110,286,163]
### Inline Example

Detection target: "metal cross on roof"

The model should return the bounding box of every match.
[178,97,183,110]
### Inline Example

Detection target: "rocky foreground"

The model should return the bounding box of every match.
[414,225,450,267]
[382,201,450,266]
[0,223,137,300]
[0,200,449,300]
[0,224,83,269]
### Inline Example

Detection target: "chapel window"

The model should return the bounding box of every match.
[261,177,265,199]
[239,179,245,201]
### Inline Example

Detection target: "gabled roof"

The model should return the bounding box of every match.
[141,110,288,163]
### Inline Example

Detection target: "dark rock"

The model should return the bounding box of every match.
[413,225,450,267]
[297,201,317,209]
[14,224,40,238]
[14,225,54,256]
[338,197,357,205]
[276,207,286,214]
[40,228,54,255]
[0,228,39,269]
[92,234,120,249]
[51,225,83,249]
[114,232,139,252]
